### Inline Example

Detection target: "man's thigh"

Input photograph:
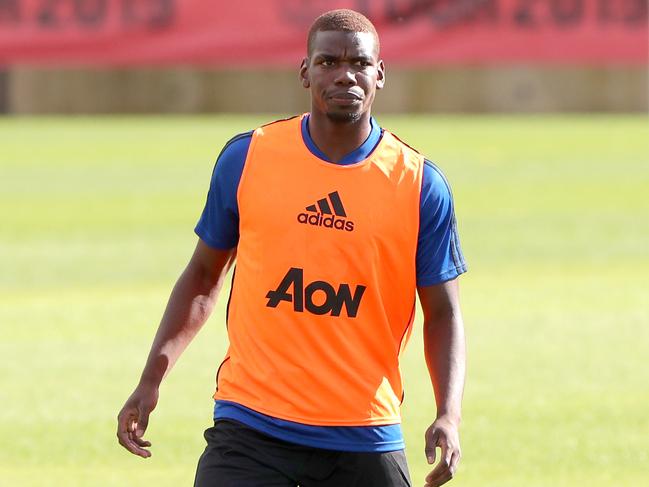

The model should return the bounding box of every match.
[193,420,299,487]
[300,449,412,487]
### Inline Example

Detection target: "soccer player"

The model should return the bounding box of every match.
[117,9,467,487]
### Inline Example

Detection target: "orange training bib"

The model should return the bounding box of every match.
[214,115,424,426]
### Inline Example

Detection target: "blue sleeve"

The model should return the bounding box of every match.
[416,160,467,287]
[194,132,253,249]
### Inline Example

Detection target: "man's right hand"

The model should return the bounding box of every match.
[116,384,159,458]
[115,241,234,458]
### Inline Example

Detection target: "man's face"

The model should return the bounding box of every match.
[300,30,385,124]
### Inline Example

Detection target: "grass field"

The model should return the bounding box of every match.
[1,114,648,486]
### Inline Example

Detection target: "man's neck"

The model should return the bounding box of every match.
[307,111,372,163]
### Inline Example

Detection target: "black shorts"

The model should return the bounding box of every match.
[194,420,412,487]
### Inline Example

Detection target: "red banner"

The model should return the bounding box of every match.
[0,0,647,66]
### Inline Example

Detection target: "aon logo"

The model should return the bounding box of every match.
[266,267,366,318]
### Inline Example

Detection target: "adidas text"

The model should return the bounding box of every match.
[297,213,354,232]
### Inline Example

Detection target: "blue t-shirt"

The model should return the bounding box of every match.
[195,115,467,452]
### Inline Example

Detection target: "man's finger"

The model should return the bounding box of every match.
[449,448,461,475]
[128,426,152,447]
[425,458,449,483]
[425,446,437,465]
[117,408,135,430]
[128,428,152,448]
[443,443,453,473]
[117,409,152,458]
[426,447,461,486]
[425,430,439,464]
[117,427,152,458]
[425,470,453,487]
[133,436,152,448]
[425,444,453,486]
[437,437,450,470]
[125,442,152,458]
[425,457,454,486]
[136,409,150,438]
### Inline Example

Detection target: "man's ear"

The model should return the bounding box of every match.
[299,58,310,88]
[376,60,385,90]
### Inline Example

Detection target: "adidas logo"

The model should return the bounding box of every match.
[297,191,355,232]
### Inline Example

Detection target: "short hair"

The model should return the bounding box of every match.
[307,9,380,57]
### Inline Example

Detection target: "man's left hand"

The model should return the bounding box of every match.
[423,415,461,487]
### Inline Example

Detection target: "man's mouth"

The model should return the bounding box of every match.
[330,91,362,99]
[329,92,363,105]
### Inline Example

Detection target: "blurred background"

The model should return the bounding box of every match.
[0,0,647,113]
[1,1,648,487]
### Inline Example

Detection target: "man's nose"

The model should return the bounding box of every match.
[334,65,357,85]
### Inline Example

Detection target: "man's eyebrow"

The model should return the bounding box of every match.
[351,55,374,62]
[313,53,374,62]
[313,53,338,61]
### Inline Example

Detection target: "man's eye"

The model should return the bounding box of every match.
[321,60,334,66]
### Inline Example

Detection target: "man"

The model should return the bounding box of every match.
[117,9,467,487]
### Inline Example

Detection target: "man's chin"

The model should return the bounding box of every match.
[325,110,362,124]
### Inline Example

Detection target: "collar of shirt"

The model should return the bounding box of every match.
[301,114,383,166]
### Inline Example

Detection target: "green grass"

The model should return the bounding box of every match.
[1,114,648,486]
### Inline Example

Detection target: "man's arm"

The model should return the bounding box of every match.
[116,239,236,458]
[418,278,466,487]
